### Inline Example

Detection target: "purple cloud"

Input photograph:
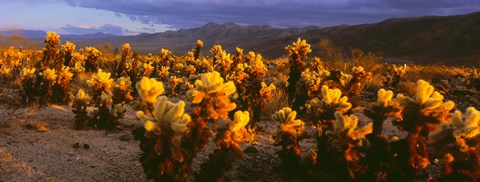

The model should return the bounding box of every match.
[64,0,480,29]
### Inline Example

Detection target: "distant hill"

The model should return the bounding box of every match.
[95,12,480,65]
[2,12,480,65]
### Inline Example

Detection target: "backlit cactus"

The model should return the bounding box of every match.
[196,110,253,181]
[135,96,192,180]
[323,111,372,179]
[136,77,165,107]
[326,112,372,150]
[429,107,480,180]
[187,71,236,120]
[86,69,114,94]
[308,85,352,123]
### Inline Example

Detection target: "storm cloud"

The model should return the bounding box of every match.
[64,0,480,28]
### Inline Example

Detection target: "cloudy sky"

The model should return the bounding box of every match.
[0,0,478,35]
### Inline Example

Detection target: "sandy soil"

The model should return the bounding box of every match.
[0,101,404,182]
[0,104,147,182]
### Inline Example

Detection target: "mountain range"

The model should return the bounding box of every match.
[2,12,480,65]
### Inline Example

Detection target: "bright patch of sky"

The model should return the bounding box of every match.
[0,1,174,35]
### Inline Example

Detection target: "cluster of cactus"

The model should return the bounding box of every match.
[384,64,407,88]
[15,32,77,105]
[70,69,130,129]
[0,47,24,80]
[4,34,480,181]
[272,107,307,173]
[286,38,312,111]
[134,71,253,181]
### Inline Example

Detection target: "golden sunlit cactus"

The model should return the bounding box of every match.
[322,112,372,180]
[62,41,76,66]
[259,82,276,101]
[192,39,203,60]
[168,76,183,96]
[134,96,192,180]
[396,79,455,125]
[45,31,60,46]
[210,45,223,61]
[273,107,305,136]
[70,89,91,129]
[326,112,372,150]
[308,85,352,124]
[136,77,165,108]
[86,69,114,95]
[42,68,57,85]
[187,71,236,120]
[122,43,131,55]
[300,68,330,98]
[389,79,455,179]
[286,38,312,111]
[286,38,312,61]
[142,62,154,77]
[213,50,233,77]
[273,107,306,172]
[157,66,170,81]
[385,64,407,88]
[196,110,253,181]
[51,65,73,103]
[85,47,102,71]
[112,76,133,104]
[62,41,76,54]
[428,107,480,181]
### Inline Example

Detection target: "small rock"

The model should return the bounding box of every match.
[244,146,259,154]
[72,142,81,149]
[120,134,132,141]
[83,144,90,150]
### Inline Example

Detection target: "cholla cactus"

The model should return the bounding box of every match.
[324,112,372,179]
[52,65,73,103]
[364,89,403,135]
[136,77,165,109]
[168,76,183,96]
[135,96,192,181]
[259,82,276,101]
[286,38,312,61]
[384,64,407,88]
[112,76,133,104]
[85,47,102,72]
[62,41,76,66]
[308,85,352,124]
[142,62,154,77]
[45,31,60,46]
[273,107,305,136]
[122,43,131,55]
[86,69,114,95]
[213,51,233,77]
[157,66,170,81]
[332,66,372,96]
[273,107,305,172]
[70,89,91,129]
[428,107,480,180]
[62,41,76,54]
[396,80,455,128]
[300,68,330,98]
[286,38,312,110]
[42,68,57,85]
[210,45,223,61]
[326,112,372,150]
[196,111,253,181]
[391,80,455,179]
[187,71,236,120]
